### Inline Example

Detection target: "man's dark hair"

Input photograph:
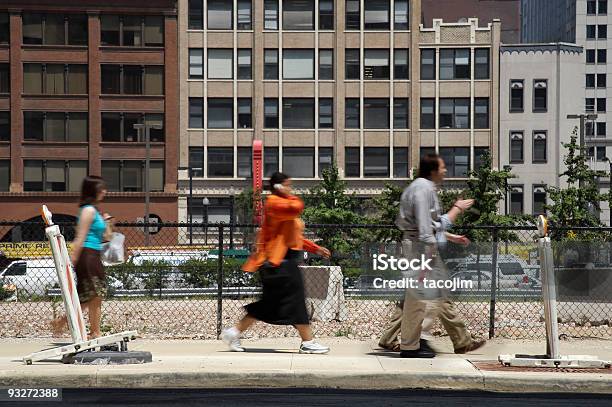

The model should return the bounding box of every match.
[268,171,290,193]
[79,176,106,207]
[417,153,441,179]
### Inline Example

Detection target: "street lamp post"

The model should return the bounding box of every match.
[503,165,512,255]
[179,166,203,245]
[134,122,163,246]
[567,113,598,189]
[203,197,210,246]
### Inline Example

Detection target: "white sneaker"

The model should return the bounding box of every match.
[221,327,245,352]
[299,340,330,354]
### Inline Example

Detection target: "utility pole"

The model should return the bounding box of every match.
[567,113,598,188]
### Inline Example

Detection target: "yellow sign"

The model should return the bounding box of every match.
[0,242,72,259]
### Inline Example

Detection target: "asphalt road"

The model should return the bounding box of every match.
[2,388,611,407]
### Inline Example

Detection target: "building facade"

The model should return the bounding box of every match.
[178,0,500,229]
[499,43,583,216]
[0,0,178,243]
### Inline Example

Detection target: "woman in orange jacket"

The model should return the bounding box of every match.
[221,172,331,354]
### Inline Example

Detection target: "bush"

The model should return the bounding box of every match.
[179,258,216,288]
[140,260,172,294]
[106,262,140,290]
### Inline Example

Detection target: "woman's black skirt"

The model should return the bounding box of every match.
[244,249,309,325]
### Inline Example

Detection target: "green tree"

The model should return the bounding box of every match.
[371,182,405,242]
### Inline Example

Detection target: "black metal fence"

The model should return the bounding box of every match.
[0,220,610,342]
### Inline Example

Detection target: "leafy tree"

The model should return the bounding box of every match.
[371,182,405,242]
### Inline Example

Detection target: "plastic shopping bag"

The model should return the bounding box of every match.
[101,232,125,266]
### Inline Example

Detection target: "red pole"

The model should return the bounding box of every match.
[252,140,263,225]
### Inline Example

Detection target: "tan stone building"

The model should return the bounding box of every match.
[178,0,500,226]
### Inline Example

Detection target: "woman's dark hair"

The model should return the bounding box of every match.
[417,153,441,179]
[268,172,290,193]
[79,176,106,207]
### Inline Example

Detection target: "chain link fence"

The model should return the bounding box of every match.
[0,220,610,341]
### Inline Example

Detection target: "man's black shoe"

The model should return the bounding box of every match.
[420,339,435,353]
[400,347,436,358]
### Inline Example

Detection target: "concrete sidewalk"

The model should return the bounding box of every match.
[0,337,611,393]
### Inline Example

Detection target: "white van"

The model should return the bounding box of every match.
[0,258,58,296]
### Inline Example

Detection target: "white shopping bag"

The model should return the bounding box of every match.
[101,232,125,266]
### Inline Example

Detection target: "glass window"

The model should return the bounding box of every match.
[189,0,204,29]
[45,112,65,141]
[394,0,409,30]
[264,98,279,128]
[283,0,314,30]
[599,24,607,39]
[23,112,44,141]
[474,98,489,129]
[264,147,279,176]
[23,14,43,44]
[393,98,409,129]
[586,73,596,88]
[319,49,333,80]
[345,98,360,129]
[24,160,44,191]
[394,49,409,79]
[439,48,470,80]
[68,15,88,46]
[123,113,141,142]
[586,49,596,63]
[101,15,120,45]
[598,97,607,112]
[346,0,360,30]
[238,49,252,79]
[474,48,490,79]
[68,161,87,192]
[510,131,523,163]
[123,161,142,191]
[122,15,142,46]
[208,0,233,30]
[600,0,608,14]
[319,98,333,128]
[439,98,469,129]
[23,64,43,93]
[283,147,314,177]
[238,98,252,128]
[364,98,389,129]
[264,0,279,30]
[588,1,597,14]
[586,98,594,112]
[439,147,469,178]
[238,147,252,177]
[420,98,435,129]
[420,49,435,80]
[45,64,65,95]
[345,49,360,79]
[533,186,546,215]
[393,147,409,178]
[282,98,314,129]
[208,49,233,79]
[318,147,333,177]
[0,64,10,93]
[208,147,233,177]
[283,49,314,79]
[101,112,121,141]
[364,147,389,177]
[189,147,204,177]
[364,0,390,30]
[510,186,523,214]
[598,49,607,63]
[533,80,547,112]
[264,49,279,79]
[145,113,164,142]
[364,49,389,80]
[123,65,143,95]
[598,73,607,87]
[533,131,547,163]
[587,25,596,39]
[474,148,488,171]
[149,161,164,192]
[67,64,87,94]
[208,98,233,129]
[101,65,121,94]
[144,16,164,46]
[0,13,9,44]
[189,98,204,128]
[510,80,524,112]
[598,122,607,136]
[319,0,334,30]
[0,111,9,141]
[44,161,66,191]
[345,147,360,177]
[0,160,8,192]
[101,161,121,191]
[189,49,204,79]
[237,0,252,30]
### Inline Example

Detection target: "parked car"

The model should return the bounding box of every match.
[0,258,58,296]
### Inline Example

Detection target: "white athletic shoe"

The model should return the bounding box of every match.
[221,327,245,352]
[299,340,330,354]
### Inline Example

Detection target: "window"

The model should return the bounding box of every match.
[474,147,489,170]
[319,0,334,29]
[420,49,435,80]
[319,98,333,128]
[24,112,87,142]
[264,0,279,30]
[439,98,469,129]
[510,80,524,112]
[598,73,607,88]
[440,49,470,80]
[393,98,409,129]
[474,48,490,79]
[318,147,333,177]
[102,160,163,191]
[283,98,314,128]
[588,1,597,14]
[597,97,606,112]
[238,98,252,128]
[364,98,389,129]
[420,98,435,129]
[124,66,143,94]
[208,0,233,30]
[23,64,88,95]
[208,147,233,177]
[283,147,314,177]
[533,132,547,163]
[100,15,163,46]
[345,98,360,129]
[587,49,596,63]
[533,80,547,112]
[587,25,596,39]
[0,111,8,141]
[145,16,165,46]
[533,186,546,215]
[510,186,523,214]
[394,49,409,79]
[319,49,334,80]
[189,98,204,128]
[346,0,360,30]
[189,49,204,79]
[0,64,9,93]
[345,147,360,177]
[345,49,360,79]
[208,98,233,128]
[599,24,607,39]
[0,13,9,44]
[24,160,87,192]
[189,0,204,29]
[600,0,608,14]
[101,112,164,142]
[238,49,252,79]
[439,147,469,178]
[23,13,88,46]
[283,0,314,30]
[598,122,607,137]
[264,98,279,128]
[264,49,279,79]
[364,147,389,177]
[283,49,314,79]
[598,49,607,63]
[264,147,279,176]
[208,49,233,79]
[364,49,389,79]
[587,73,596,88]
[364,0,390,30]
[597,146,607,161]
[100,65,162,95]
[510,131,523,163]
[0,160,8,192]
[394,0,409,30]
[586,98,595,112]
[237,0,252,29]
[474,98,489,129]
[188,147,204,177]
[238,147,252,177]
[393,147,409,177]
